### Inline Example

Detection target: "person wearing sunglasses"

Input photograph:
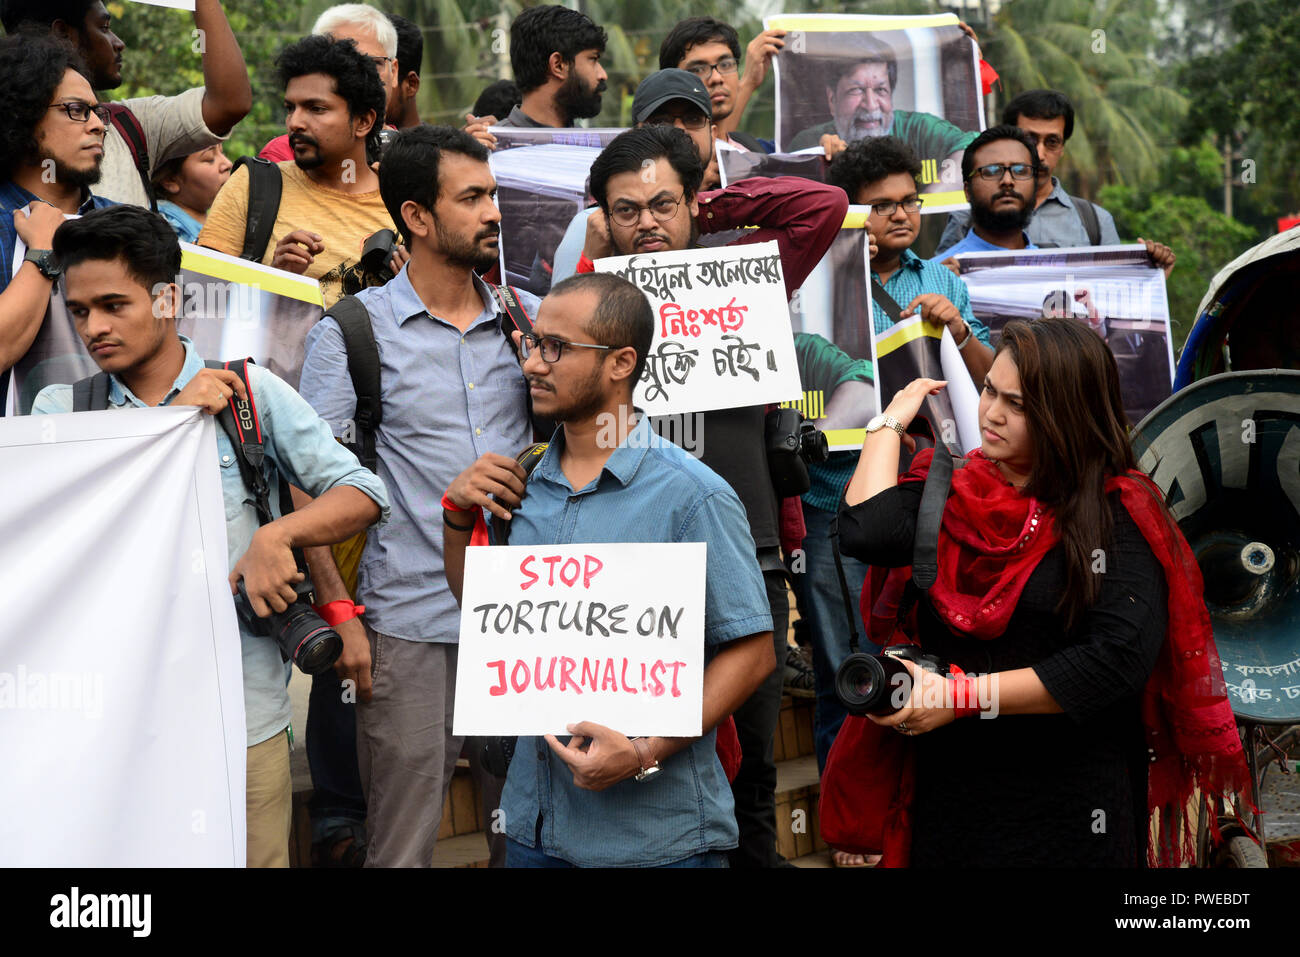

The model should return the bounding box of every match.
[0,34,115,408]
[933,125,1045,261]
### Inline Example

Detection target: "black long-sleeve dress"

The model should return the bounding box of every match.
[838,482,1168,867]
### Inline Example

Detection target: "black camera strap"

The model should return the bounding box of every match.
[828,515,864,655]
[870,277,904,324]
[208,358,296,531]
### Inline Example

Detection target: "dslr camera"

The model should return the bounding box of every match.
[765,407,829,497]
[834,645,951,717]
[234,573,343,676]
[341,228,400,295]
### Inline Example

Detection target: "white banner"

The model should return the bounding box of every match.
[594,242,802,415]
[453,543,706,737]
[0,407,246,866]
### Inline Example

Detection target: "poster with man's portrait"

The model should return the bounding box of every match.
[765,12,984,212]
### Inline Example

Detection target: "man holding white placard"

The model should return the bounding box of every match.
[443,272,775,868]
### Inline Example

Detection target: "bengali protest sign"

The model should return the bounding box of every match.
[765,12,983,211]
[0,407,245,865]
[5,240,324,414]
[593,241,803,416]
[489,128,626,299]
[952,245,1175,425]
[453,543,706,737]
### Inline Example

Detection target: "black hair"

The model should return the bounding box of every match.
[509,4,606,95]
[52,205,181,293]
[1002,89,1075,142]
[825,41,898,93]
[275,34,386,159]
[0,0,95,32]
[828,135,921,200]
[388,13,423,80]
[0,32,91,181]
[472,79,521,120]
[588,126,703,212]
[658,16,740,70]
[377,124,490,236]
[960,124,1044,182]
[549,273,654,386]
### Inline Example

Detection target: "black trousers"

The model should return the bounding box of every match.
[727,565,790,868]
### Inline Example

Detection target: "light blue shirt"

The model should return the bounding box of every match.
[501,414,772,866]
[936,177,1120,252]
[32,336,390,747]
[299,264,539,643]
[157,200,203,244]
[872,247,989,344]
[934,229,1039,262]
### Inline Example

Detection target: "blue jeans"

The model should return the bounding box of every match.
[506,839,730,868]
[306,667,367,844]
[789,502,878,772]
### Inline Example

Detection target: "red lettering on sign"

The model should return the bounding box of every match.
[621,658,638,694]
[519,555,539,590]
[667,661,686,697]
[510,660,529,694]
[560,557,580,587]
[487,660,506,696]
[649,660,666,697]
[559,656,580,693]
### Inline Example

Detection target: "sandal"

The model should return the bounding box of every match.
[830,849,880,867]
[311,821,368,868]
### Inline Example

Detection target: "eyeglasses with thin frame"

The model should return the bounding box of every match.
[868,198,924,217]
[684,56,738,79]
[609,191,685,228]
[49,101,111,124]
[1022,131,1065,152]
[968,162,1037,182]
[368,55,394,70]
[643,111,710,131]
[518,332,614,363]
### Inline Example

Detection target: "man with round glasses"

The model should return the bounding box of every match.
[933,125,1044,260]
[0,33,115,407]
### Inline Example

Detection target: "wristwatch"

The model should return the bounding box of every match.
[865,413,906,438]
[632,737,660,782]
[23,248,61,281]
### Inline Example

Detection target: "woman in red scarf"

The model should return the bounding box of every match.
[838,318,1246,866]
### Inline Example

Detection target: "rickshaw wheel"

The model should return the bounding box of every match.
[1213,835,1268,868]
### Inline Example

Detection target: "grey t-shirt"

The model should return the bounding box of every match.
[495,105,554,129]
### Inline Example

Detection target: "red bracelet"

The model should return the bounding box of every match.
[441,492,469,513]
[314,600,365,627]
[952,675,981,719]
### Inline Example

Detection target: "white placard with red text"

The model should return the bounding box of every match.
[593,242,803,415]
[453,542,705,737]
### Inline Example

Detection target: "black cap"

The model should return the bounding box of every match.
[631,69,712,124]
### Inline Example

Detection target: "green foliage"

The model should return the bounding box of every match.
[109,0,310,160]
[1098,184,1256,351]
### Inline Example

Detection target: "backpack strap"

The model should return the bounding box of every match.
[911,444,957,590]
[326,295,382,474]
[71,371,112,412]
[231,156,284,262]
[105,104,155,212]
[1071,195,1102,246]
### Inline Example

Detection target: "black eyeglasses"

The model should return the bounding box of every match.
[969,163,1037,182]
[519,333,614,363]
[49,101,111,124]
[368,55,394,70]
[644,112,710,131]
[869,198,924,216]
[609,191,685,228]
[684,56,738,79]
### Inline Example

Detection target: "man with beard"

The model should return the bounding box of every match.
[789,43,974,192]
[298,125,542,867]
[933,125,1043,260]
[577,126,847,867]
[0,35,113,400]
[2,0,251,210]
[494,4,607,129]
[441,272,776,868]
[198,35,395,308]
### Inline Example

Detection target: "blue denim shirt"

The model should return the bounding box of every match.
[32,337,391,746]
[299,265,537,642]
[500,414,773,866]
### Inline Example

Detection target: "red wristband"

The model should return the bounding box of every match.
[952,675,981,719]
[441,492,469,513]
[576,253,595,274]
[314,600,365,626]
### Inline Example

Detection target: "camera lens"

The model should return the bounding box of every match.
[834,652,912,716]
[275,609,344,675]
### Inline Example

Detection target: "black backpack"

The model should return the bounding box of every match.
[231,155,284,262]
[324,286,554,474]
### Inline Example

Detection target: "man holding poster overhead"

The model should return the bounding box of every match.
[443,272,775,867]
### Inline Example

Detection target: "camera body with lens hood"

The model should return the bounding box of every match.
[234,574,343,676]
[765,407,830,497]
[834,645,953,717]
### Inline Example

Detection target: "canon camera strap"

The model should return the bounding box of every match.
[208,358,280,527]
